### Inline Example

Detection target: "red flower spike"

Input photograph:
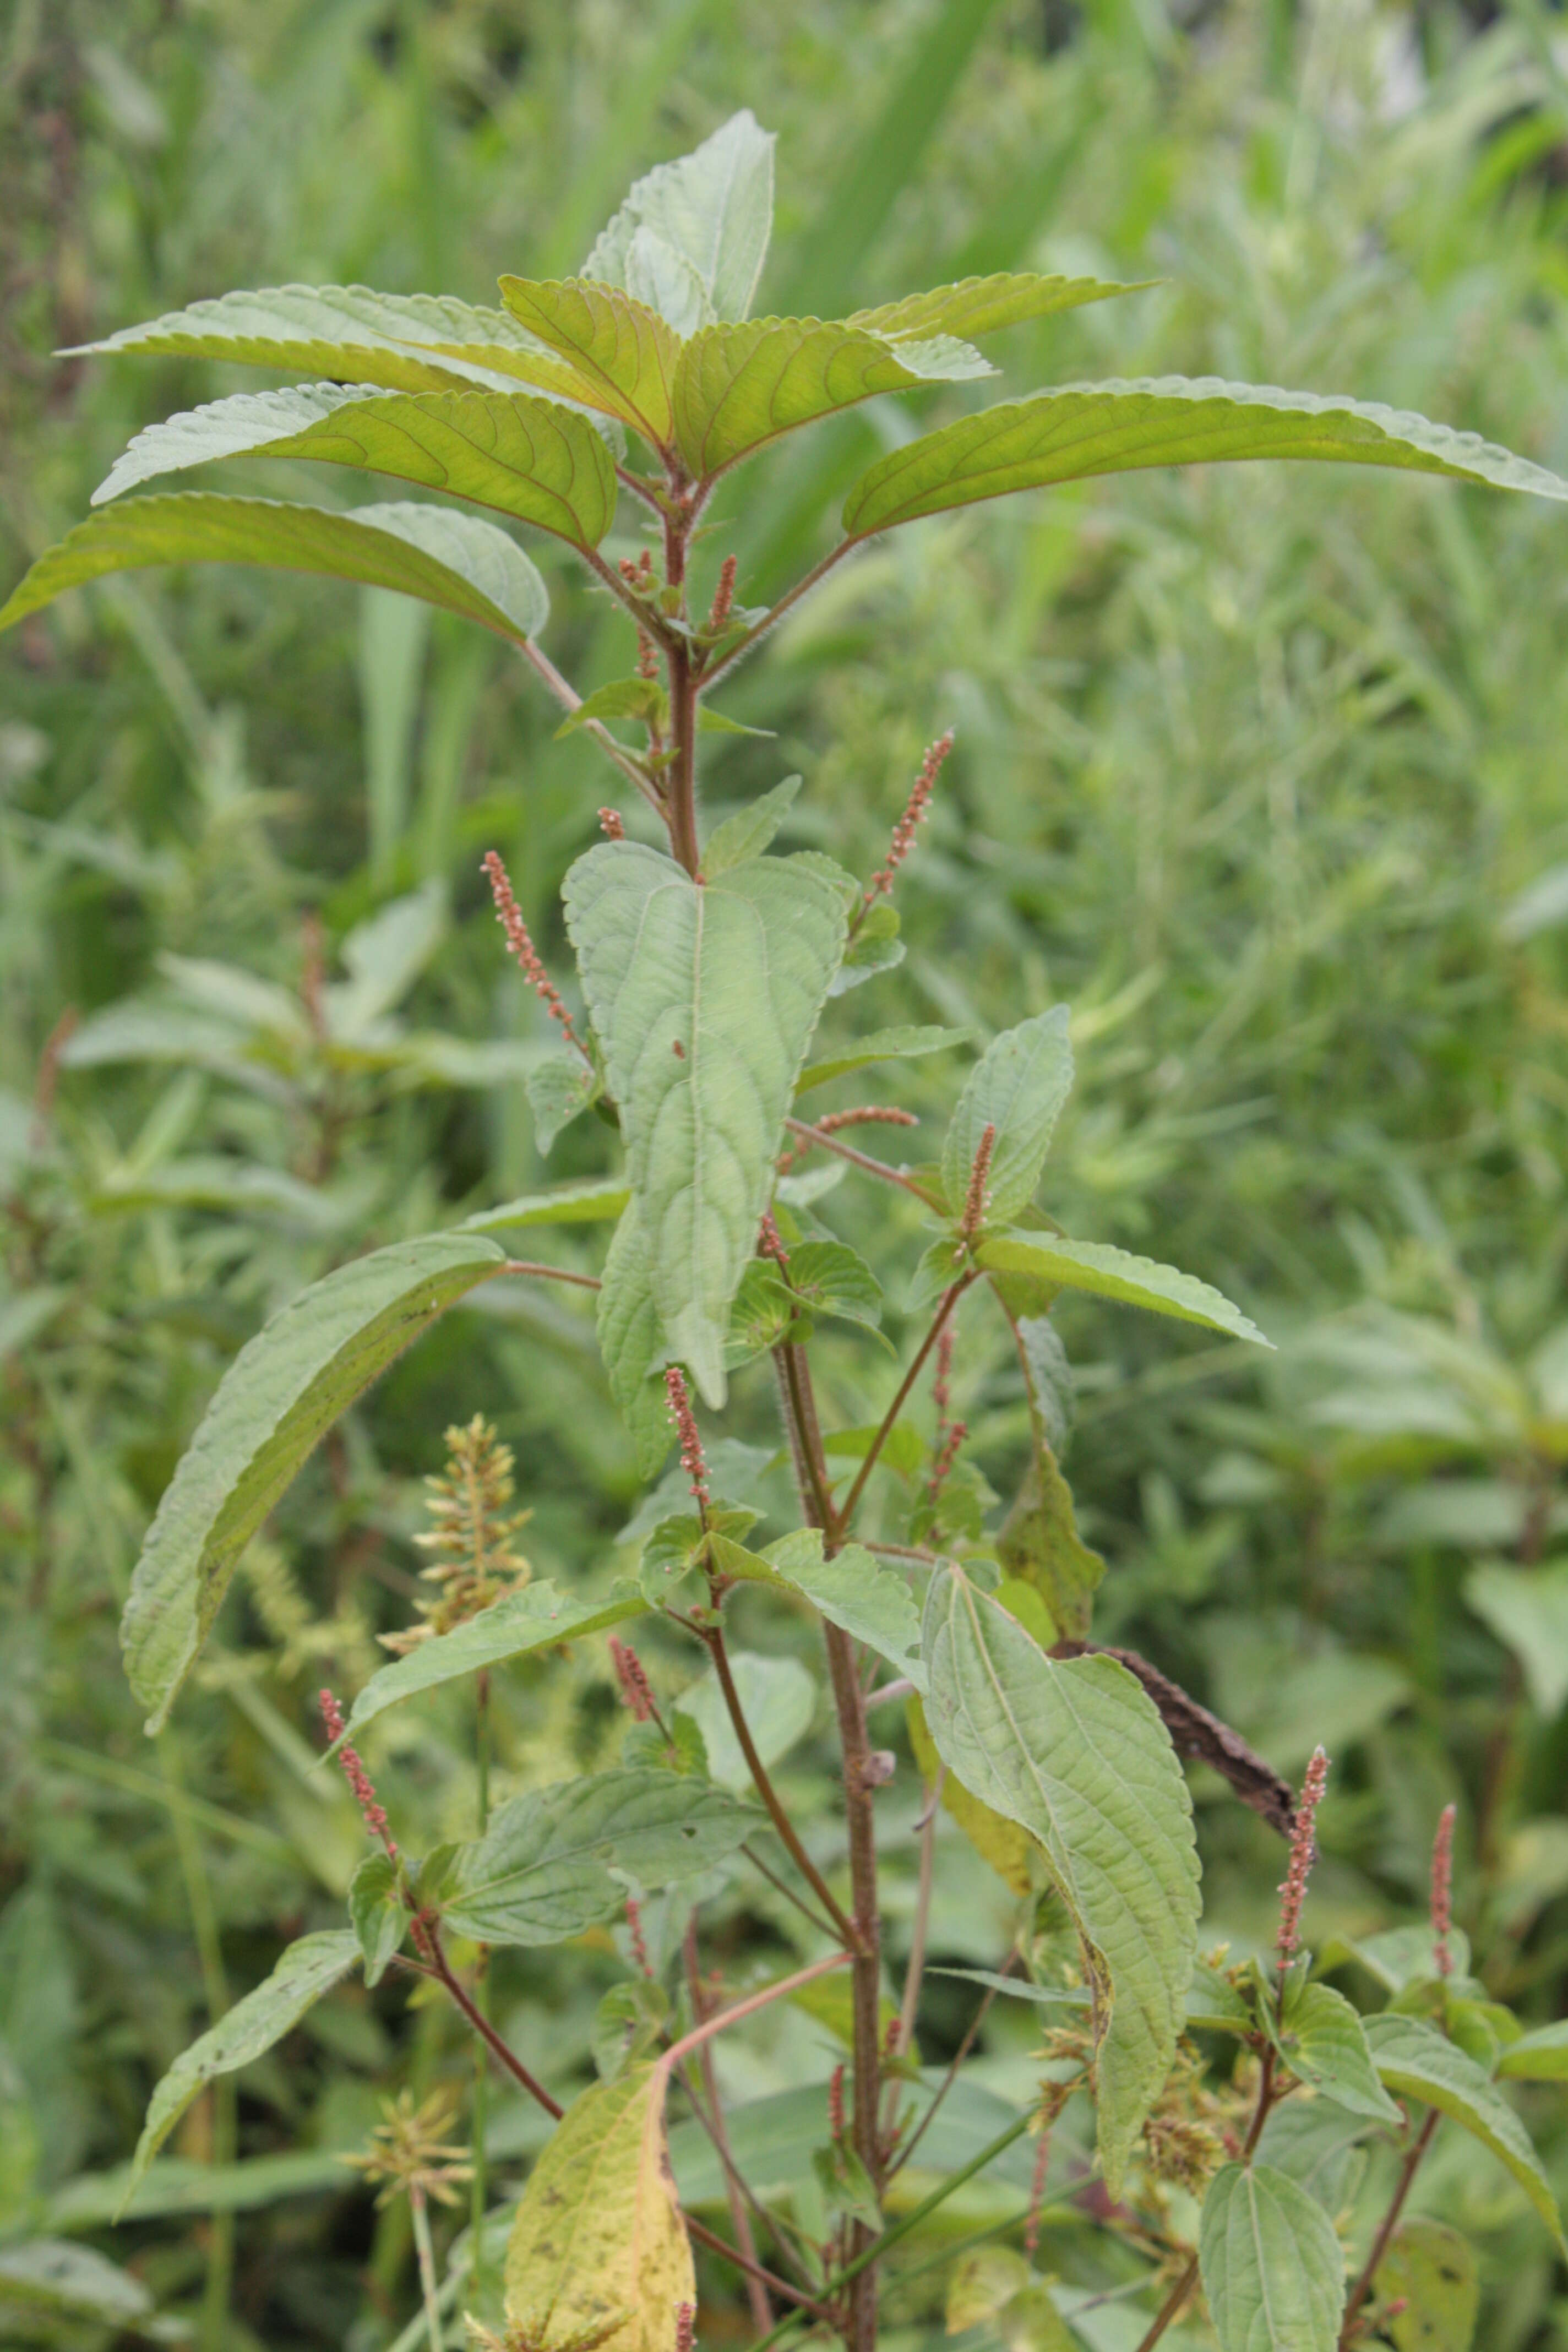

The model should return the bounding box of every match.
[665,1365,710,1512]
[319,1688,399,1863]
[674,2304,696,2352]
[757,1210,790,1268]
[481,851,586,1057]
[959,1123,997,1242]
[608,1636,655,1723]
[707,553,738,633]
[1431,1802,1457,1978]
[1275,1745,1330,1974]
[862,730,953,913]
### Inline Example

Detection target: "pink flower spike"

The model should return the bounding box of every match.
[665,1365,710,1513]
[862,730,952,912]
[1275,1745,1329,1976]
[674,2304,696,2352]
[319,1688,399,1863]
[959,1123,997,1242]
[481,850,587,1058]
[1431,1802,1457,1978]
[609,1636,655,1723]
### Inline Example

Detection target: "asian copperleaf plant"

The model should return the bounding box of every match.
[7,108,1567,2352]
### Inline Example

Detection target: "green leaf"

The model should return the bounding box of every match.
[977,1229,1272,1346]
[1463,1561,1568,1717]
[1499,2019,1568,2082]
[673,315,991,479]
[460,1175,631,1234]
[119,1233,506,1732]
[347,1853,405,1989]
[1276,1983,1401,2122]
[563,841,848,1405]
[1375,2219,1478,2352]
[697,705,775,737]
[121,1931,359,2214]
[92,384,617,549]
[702,778,801,874]
[597,1201,672,1480]
[1254,2099,1371,2214]
[995,1308,1102,1642]
[67,281,569,394]
[554,675,669,739]
[796,1021,969,1097]
[503,2064,694,2352]
[847,270,1145,345]
[1330,1925,1469,1996]
[674,1652,817,1792]
[742,1526,926,1690]
[592,1980,671,2082]
[1199,2162,1346,2352]
[1186,1961,1255,2035]
[921,1569,1200,2194]
[842,377,1568,538]
[907,1696,1033,1897]
[443,1770,755,1945]
[527,1050,601,1152]
[780,1240,883,1331]
[497,279,681,450]
[724,1261,798,1366]
[942,1006,1072,1224]
[928,1966,1088,2011]
[1364,2015,1567,2252]
[0,494,555,643]
[585,110,776,325]
[0,2240,156,2331]
[334,1583,648,1748]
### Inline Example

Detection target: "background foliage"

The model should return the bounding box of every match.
[3,0,1567,2345]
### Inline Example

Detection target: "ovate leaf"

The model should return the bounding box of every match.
[0,496,553,643]
[119,1233,505,1730]
[842,378,1568,537]
[503,2063,694,2352]
[585,110,775,325]
[598,1200,673,1480]
[908,1697,1033,1897]
[92,384,617,549]
[848,270,1144,344]
[334,1583,647,1747]
[921,1569,1200,2194]
[1199,2162,1346,2352]
[674,316,990,478]
[122,1931,360,2213]
[444,1771,756,1946]
[942,1007,1073,1223]
[1364,2015,1567,2252]
[67,282,565,393]
[498,280,680,451]
[564,841,847,1404]
[977,1231,1271,1347]
[1374,2219,1478,2352]
[701,775,801,875]
[1276,1983,1400,2123]
[796,1021,968,1096]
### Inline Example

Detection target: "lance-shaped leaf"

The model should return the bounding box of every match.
[1365,2015,1567,2253]
[1199,2162,1346,2352]
[977,1231,1271,1346]
[673,315,990,479]
[585,109,775,325]
[847,270,1145,345]
[842,377,1568,537]
[796,1021,968,1096]
[119,1233,506,1731]
[121,1931,360,2214]
[504,2062,695,2352]
[943,1006,1072,1224]
[461,1174,631,1234]
[498,279,681,450]
[443,1770,756,1946]
[921,1569,1200,2194]
[0,495,553,644]
[91,384,617,549]
[332,1583,648,1748]
[564,841,847,1405]
[67,282,568,395]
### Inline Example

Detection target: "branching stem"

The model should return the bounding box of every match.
[839,1277,974,1531]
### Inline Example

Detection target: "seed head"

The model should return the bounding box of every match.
[482,851,587,1057]
[609,1635,655,1723]
[959,1123,997,1241]
[1431,1802,1457,1978]
[320,1688,398,1859]
[1276,1745,1330,1975]
[707,553,738,633]
[862,730,952,913]
[665,1365,710,1513]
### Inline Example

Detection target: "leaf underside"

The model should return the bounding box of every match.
[1198,2160,1347,2352]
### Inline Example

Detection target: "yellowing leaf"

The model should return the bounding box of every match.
[504,2063,694,2352]
[1375,2219,1478,2352]
[906,1695,1035,1900]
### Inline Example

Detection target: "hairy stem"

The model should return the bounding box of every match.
[418,1922,563,2120]
[782,1117,933,1201]
[498,1259,602,1290]
[881,1768,940,2149]
[839,1277,974,1531]
[1338,2107,1440,2347]
[517,636,662,812]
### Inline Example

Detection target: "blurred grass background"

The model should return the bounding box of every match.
[3,0,1568,2344]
